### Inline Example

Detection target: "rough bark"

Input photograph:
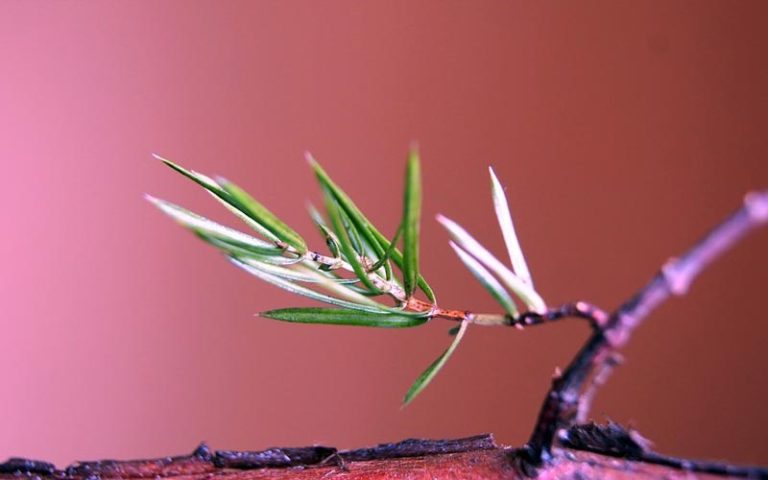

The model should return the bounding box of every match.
[3,433,765,480]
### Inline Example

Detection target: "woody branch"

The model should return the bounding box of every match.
[522,190,768,464]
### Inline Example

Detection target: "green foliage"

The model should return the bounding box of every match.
[489,167,533,287]
[148,150,547,405]
[261,308,429,328]
[369,225,402,272]
[404,319,469,406]
[145,196,283,257]
[217,178,308,253]
[402,148,422,297]
[437,213,546,314]
[309,155,393,278]
[322,184,381,293]
[449,241,519,317]
[231,257,389,313]
[308,153,436,301]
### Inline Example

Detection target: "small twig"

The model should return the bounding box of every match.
[513,302,608,330]
[303,241,609,330]
[561,422,768,479]
[576,353,622,424]
[291,247,411,304]
[638,451,768,478]
[409,301,608,327]
[523,190,768,466]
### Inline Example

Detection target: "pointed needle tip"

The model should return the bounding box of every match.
[488,166,501,184]
[435,213,454,227]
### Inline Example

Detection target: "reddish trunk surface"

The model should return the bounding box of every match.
[1,443,755,480]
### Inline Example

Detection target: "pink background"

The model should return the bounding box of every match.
[2,1,767,467]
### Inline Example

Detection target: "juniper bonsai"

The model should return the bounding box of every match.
[141,149,768,477]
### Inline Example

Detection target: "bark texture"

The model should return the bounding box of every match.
[3,433,765,480]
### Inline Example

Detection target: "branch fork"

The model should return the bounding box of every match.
[148,152,767,475]
[518,190,768,468]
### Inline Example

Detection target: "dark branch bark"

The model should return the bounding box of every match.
[514,301,609,329]
[561,423,768,479]
[523,190,768,466]
[3,434,766,480]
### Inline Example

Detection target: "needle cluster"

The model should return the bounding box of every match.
[147,150,545,405]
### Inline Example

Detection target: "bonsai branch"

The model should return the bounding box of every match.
[522,190,768,464]
[402,190,768,472]
[147,157,768,477]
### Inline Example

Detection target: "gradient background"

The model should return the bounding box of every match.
[2,1,767,468]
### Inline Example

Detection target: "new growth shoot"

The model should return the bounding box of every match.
[148,149,768,471]
[147,150,546,405]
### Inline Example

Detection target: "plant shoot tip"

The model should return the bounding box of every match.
[435,213,455,227]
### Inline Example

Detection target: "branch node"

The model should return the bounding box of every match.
[525,192,768,464]
[744,190,768,222]
[661,257,691,296]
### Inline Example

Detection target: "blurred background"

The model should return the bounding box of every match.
[1,0,767,468]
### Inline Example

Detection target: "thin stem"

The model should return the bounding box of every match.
[301,238,610,330]
[297,249,607,327]
[513,302,608,330]
[295,247,410,303]
[576,353,621,424]
[524,190,768,465]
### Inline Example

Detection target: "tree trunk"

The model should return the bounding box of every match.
[3,433,764,480]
